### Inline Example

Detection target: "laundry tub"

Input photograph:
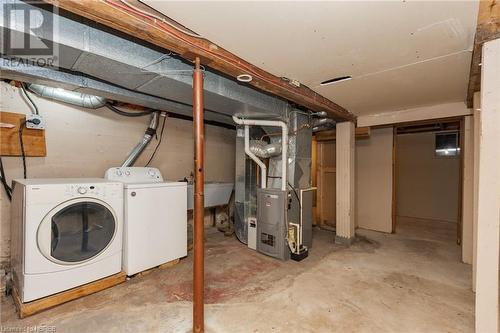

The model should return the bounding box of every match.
[187,182,234,209]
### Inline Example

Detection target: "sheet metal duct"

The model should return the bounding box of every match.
[288,111,313,248]
[249,140,282,159]
[0,0,288,119]
[0,59,234,125]
[121,112,160,167]
[27,83,107,109]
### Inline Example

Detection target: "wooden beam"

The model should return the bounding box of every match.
[45,0,354,122]
[466,0,500,107]
[315,127,370,142]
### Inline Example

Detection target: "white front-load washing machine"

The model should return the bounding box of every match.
[10,178,123,302]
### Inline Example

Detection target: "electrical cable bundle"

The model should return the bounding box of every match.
[20,83,39,115]
[0,157,12,201]
[145,113,167,166]
[1,83,39,200]
[106,103,153,117]
[18,120,27,179]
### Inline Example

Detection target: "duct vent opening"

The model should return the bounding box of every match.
[320,76,352,86]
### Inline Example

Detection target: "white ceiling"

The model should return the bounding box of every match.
[144,1,479,116]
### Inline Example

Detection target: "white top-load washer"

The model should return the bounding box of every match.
[10,178,123,302]
[105,167,187,276]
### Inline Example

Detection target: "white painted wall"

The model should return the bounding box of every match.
[475,38,500,333]
[396,132,460,223]
[0,82,235,268]
[355,127,393,233]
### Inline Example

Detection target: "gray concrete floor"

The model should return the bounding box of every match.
[1,217,474,332]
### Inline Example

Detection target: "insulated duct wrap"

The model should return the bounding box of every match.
[27,83,107,109]
[249,140,282,158]
[312,118,334,127]
[312,118,335,133]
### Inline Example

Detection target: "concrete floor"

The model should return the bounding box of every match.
[1,217,474,332]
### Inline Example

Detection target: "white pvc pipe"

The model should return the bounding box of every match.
[233,115,288,191]
[245,125,267,188]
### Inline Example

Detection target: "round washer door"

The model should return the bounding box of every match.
[37,198,117,265]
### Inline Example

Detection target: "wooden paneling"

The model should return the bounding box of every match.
[467,0,500,107]
[311,137,318,225]
[45,0,354,121]
[317,141,336,226]
[315,127,370,142]
[315,126,369,227]
[0,112,46,157]
[392,127,397,233]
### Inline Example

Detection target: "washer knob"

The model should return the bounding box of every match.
[77,187,87,195]
[148,169,156,177]
[116,170,123,176]
[125,170,131,176]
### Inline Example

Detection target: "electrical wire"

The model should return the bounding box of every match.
[18,120,27,179]
[145,114,167,166]
[20,83,39,115]
[0,157,12,201]
[140,52,173,70]
[119,0,202,38]
[106,104,154,117]
[288,181,301,209]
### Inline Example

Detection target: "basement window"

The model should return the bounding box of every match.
[435,132,460,157]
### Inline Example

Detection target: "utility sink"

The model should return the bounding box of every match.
[187,182,234,209]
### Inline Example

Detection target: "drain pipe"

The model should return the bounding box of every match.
[121,111,160,167]
[232,115,288,191]
[245,125,267,188]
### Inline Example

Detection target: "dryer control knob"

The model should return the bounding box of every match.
[77,187,87,195]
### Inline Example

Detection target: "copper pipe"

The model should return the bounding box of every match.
[193,57,205,333]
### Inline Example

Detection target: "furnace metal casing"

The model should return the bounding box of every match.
[233,108,314,260]
[256,188,290,261]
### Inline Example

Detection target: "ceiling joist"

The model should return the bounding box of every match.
[467,0,500,107]
[44,0,355,122]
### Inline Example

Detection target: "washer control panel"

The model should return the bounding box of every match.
[62,183,122,199]
[105,167,163,183]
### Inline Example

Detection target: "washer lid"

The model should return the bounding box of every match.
[124,181,187,189]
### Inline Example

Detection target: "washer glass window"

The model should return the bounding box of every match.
[50,202,115,262]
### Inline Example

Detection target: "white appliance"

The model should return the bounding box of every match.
[186,182,234,209]
[105,167,187,276]
[10,179,123,302]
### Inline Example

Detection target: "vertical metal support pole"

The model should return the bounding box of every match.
[193,57,205,333]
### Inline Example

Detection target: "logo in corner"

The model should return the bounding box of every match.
[2,0,59,67]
